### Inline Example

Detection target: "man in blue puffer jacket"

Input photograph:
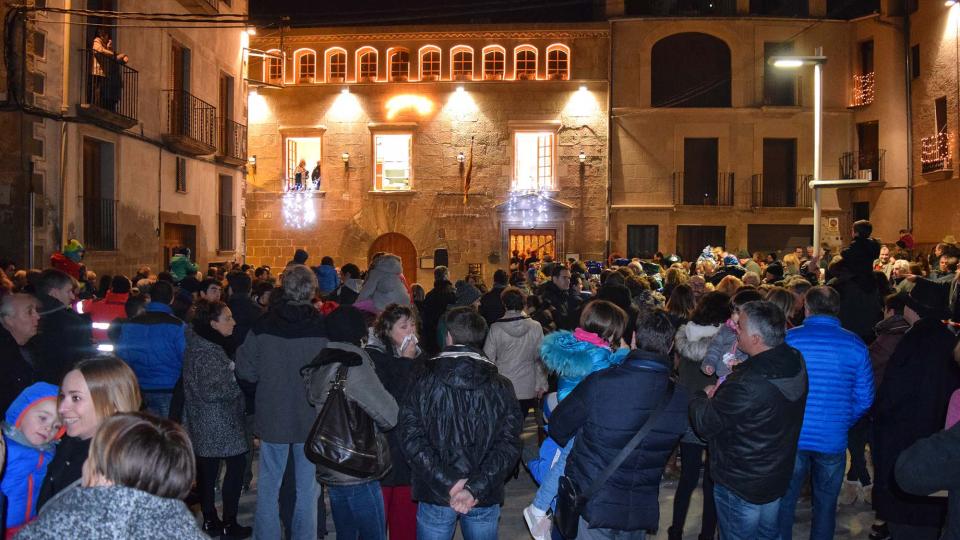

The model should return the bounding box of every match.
[115,281,186,417]
[778,286,874,540]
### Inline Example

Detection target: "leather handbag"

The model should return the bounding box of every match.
[554,383,675,539]
[304,365,392,478]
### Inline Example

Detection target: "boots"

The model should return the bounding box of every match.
[202,517,224,538]
[222,519,253,540]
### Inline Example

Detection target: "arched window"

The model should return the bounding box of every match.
[482,45,505,80]
[389,48,410,82]
[356,47,378,82]
[514,45,537,80]
[546,44,570,80]
[265,49,283,84]
[651,33,731,108]
[325,47,347,82]
[419,45,441,80]
[294,49,316,83]
[451,46,473,80]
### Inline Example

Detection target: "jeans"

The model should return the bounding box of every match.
[532,438,574,511]
[142,390,173,418]
[576,516,646,540]
[778,450,846,540]
[254,442,318,540]
[846,417,872,486]
[327,481,386,540]
[416,503,500,540]
[670,443,716,538]
[382,485,417,540]
[713,483,780,540]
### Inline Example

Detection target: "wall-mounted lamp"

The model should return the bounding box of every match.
[245,26,257,36]
[578,151,586,163]
[341,87,350,95]
[248,154,257,174]
[457,152,465,164]
[578,85,587,92]
[341,152,350,168]
[947,0,958,7]
[456,86,465,93]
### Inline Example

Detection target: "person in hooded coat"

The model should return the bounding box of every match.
[357,254,410,312]
[484,287,547,420]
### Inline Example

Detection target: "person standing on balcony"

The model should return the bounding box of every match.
[91,28,128,111]
[311,160,322,190]
[294,160,308,192]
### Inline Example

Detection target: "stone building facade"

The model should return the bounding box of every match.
[245,25,609,282]
[0,0,248,275]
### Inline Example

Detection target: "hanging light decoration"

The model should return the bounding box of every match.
[505,187,550,228]
[282,191,316,229]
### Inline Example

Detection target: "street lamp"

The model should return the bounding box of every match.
[769,48,828,253]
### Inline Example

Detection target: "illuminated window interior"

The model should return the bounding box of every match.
[285,136,322,189]
[358,49,377,81]
[420,49,441,80]
[514,132,554,190]
[326,49,346,81]
[375,133,413,191]
[266,50,282,83]
[452,47,473,80]
[547,46,569,80]
[297,51,316,82]
[483,48,505,80]
[515,48,537,80]
[390,50,410,81]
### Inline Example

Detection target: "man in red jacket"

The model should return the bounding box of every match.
[87,275,131,342]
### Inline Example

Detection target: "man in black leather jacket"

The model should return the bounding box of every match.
[399,307,522,539]
[690,300,808,540]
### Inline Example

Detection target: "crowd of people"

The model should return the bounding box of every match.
[0,219,958,540]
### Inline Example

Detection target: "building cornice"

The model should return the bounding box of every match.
[254,29,609,47]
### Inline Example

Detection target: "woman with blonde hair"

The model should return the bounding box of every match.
[715,275,743,297]
[782,253,801,278]
[36,356,141,509]
[18,412,207,539]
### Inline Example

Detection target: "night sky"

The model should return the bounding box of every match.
[249,0,881,27]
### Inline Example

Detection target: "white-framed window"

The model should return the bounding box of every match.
[266,49,283,83]
[389,48,410,81]
[356,47,378,82]
[374,133,413,191]
[513,131,555,190]
[514,45,537,80]
[325,47,347,82]
[294,49,316,82]
[451,46,473,80]
[483,45,505,80]
[546,44,570,80]
[419,45,441,80]
[285,136,322,191]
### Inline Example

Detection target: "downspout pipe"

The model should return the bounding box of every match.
[903,0,913,231]
[605,19,614,263]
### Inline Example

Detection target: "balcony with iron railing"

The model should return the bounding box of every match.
[839,150,885,182]
[850,72,875,107]
[921,132,953,177]
[82,197,117,251]
[78,49,138,129]
[216,118,247,165]
[751,174,812,208]
[673,172,735,206]
[163,90,217,156]
[175,0,217,15]
[218,213,236,251]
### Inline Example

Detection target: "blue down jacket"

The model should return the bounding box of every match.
[539,330,629,400]
[116,303,186,390]
[785,315,874,454]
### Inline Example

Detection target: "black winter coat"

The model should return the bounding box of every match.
[228,293,263,348]
[829,276,883,343]
[366,339,424,487]
[31,294,93,384]
[550,350,689,532]
[0,325,34,414]
[399,346,522,507]
[420,283,456,354]
[539,280,580,331]
[690,343,808,504]
[842,236,881,281]
[479,285,507,326]
[896,423,960,540]
[36,436,91,510]
[873,317,960,527]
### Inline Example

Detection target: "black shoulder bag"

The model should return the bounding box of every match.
[554,383,675,539]
[304,365,392,479]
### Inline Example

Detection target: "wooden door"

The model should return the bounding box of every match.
[509,229,556,260]
[368,233,417,284]
[676,225,725,262]
[162,223,197,271]
[683,138,718,205]
[763,138,797,207]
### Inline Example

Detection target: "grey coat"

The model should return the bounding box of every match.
[483,311,547,400]
[357,254,410,310]
[17,485,207,539]
[182,328,248,457]
[302,341,399,486]
[701,323,746,378]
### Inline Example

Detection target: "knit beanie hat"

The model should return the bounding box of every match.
[64,239,85,262]
[325,305,367,345]
[454,280,482,307]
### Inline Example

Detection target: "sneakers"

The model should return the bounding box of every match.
[838,480,860,505]
[523,504,552,540]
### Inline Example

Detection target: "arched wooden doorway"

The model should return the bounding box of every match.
[368,232,417,284]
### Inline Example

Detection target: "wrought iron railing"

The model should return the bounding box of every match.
[164,89,216,149]
[673,171,734,206]
[921,133,953,173]
[218,213,236,251]
[751,174,812,208]
[851,72,875,107]
[83,197,117,250]
[79,49,138,123]
[217,118,247,161]
[839,149,885,181]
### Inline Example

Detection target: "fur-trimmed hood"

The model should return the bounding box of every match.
[540,330,628,399]
[675,322,721,363]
